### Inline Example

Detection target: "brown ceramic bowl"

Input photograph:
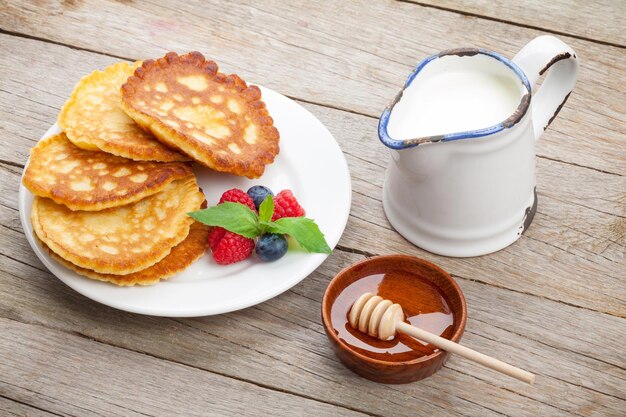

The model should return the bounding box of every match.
[321,255,467,384]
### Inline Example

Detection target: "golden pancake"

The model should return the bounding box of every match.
[42,222,209,286]
[120,52,279,179]
[23,133,193,211]
[31,176,204,275]
[58,61,188,162]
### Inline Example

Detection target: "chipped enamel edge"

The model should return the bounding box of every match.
[378,48,533,150]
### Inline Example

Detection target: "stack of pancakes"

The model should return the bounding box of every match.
[23,52,279,286]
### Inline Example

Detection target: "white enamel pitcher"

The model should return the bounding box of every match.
[379,36,578,257]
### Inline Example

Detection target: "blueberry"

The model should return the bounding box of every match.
[247,185,274,210]
[256,233,288,262]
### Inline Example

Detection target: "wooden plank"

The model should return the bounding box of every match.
[0,318,371,417]
[0,396,58,417]
[1,1,624,175]
[405,0,626,47]
[0,243,624,416]
[0,34,623,315]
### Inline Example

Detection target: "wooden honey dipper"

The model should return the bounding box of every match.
[349,293,535,384]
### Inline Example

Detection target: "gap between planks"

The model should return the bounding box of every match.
[0,28,134,62]
[395,0,626,50]
[0,159,24,169]
[0,393,64,417]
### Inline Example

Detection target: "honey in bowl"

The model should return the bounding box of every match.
[322,255,466,383]
[331,271,454,362]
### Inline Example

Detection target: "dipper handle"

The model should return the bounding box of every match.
[395,321,535,384]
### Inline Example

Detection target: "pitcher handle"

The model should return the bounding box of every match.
[512,35,579,140]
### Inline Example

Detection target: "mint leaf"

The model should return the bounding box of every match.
[188,202,260,238]
[264,217,331,254]
[258,196,274,224]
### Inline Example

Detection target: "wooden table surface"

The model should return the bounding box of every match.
[1,1,624,416]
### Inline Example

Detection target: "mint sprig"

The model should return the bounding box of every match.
[188,202,260,238]
[258,196,274,225]
[263,217,331,254]
[188,196,331,254]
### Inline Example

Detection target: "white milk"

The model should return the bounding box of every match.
[387,59,523,139]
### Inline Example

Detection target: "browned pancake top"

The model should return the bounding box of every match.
[23,133,193,211]
[120,52,280,178]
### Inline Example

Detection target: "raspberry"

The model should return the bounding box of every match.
[219,188,257,213]
[208,227,227,252]
[207,188,257,264]
[272,190,305,221]
[211,229,255,265]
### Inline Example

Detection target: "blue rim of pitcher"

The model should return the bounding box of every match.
[378,48,532,150]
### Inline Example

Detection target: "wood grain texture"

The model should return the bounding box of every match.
[1,162,625,415]
[404,0,626,47]
[0,318,368,417]
[1,241,625,416]
[1,0,625,175]
[0,396,58,417]
[0,1,625,416]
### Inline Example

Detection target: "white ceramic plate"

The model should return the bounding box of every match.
[19,86,351,317]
